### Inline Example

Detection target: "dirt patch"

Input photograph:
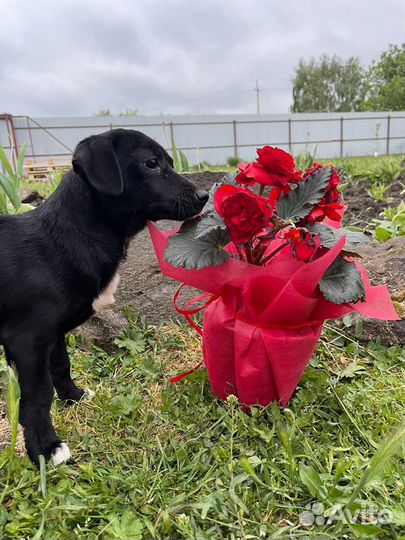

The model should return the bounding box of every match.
[342,178,403,225]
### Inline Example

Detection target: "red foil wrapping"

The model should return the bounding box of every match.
[148,221,399,407]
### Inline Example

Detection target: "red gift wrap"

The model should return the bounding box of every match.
[148,221,399,407]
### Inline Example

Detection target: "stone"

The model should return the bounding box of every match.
[20,189,45,207]
[351,236,404,345]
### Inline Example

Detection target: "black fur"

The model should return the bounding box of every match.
[0,129,208,465]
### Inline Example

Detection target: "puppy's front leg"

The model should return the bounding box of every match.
[50,336,84,404]
[4,336,72,466]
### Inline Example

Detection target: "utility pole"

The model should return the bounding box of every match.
[255,79,261,115]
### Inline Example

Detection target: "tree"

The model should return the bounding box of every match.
[95,109,112,116]
[291,55,366,112]
[360,43,405,111]
[94,108,139,117]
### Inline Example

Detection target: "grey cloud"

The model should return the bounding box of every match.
[0,0,403,116]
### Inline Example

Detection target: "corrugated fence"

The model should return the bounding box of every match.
[0,111,404,170]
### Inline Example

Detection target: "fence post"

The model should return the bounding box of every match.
[288,118,292,153]
[386,115,391,155]
[233,120,238,157]
[169,122,175,152]
[339,117,344,158]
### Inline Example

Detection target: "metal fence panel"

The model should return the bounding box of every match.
[1,112,404,172]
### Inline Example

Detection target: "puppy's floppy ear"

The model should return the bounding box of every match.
[72,133,124,196]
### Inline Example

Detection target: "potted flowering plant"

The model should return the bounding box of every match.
[148,146,399,407]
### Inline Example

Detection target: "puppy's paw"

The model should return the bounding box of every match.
[51,442,74,466]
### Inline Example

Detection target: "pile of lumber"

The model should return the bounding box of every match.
[23,160,70,180]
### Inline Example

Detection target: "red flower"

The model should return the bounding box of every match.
[301,164,344,225]
[214,185,273,245]
[236,147,301,188]
[284,228,321,262]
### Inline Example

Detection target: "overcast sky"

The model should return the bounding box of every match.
[0,0,403,117]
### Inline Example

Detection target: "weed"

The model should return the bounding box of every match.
[367,181,392,201]
[373,201,405,241]
[0,323,404,538]
[172,141,190,173]
[226,156,242,168]
[0,145,33,214]
[295,147,317,170]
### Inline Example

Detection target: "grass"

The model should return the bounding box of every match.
[1,153,404,538]
[1,318,405,539]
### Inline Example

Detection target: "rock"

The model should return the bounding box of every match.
[20,189,45,207]
[73,308,128,352]
[351,236,404,345]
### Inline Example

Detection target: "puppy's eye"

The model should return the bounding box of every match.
[145,158,160,170]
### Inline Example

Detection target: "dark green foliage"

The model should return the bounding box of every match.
[277,167,332,221]
[291,55,366,112]
[361,43,405,112]
[165,221,230,269]
[320,255,366,304]
[307,223,370,252]
[226,156,242,167]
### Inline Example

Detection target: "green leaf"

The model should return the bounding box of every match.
[165,221,230,269]
[16,143,26,185]
[104,511,143,540]
[0,146,14,178]
[345,422,405,510]
[320,256,365,304]
[172,141,189,173]
[0,189,8,214]
[307,223,370,252]
[204,182,220,213]
[299,464,323,497]
[349,523,385,538]
[195,212,227,239]
[374,226,392,242]
[178,148,189,172]
[277,167,332,221]
[0,173,20,211]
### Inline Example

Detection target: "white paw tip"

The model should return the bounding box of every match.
[84,388,95,400]
[51,442,72,466]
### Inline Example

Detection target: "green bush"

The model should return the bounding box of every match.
[226,156,242,167]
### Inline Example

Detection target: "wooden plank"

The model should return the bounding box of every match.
[23,161,71,180]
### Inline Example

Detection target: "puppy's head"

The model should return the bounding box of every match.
[72,129,208,222]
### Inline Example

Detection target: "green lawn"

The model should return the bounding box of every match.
[2,153,404,539]
[1,319,405,539]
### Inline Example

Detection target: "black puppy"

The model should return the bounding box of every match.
[0,129,208,465]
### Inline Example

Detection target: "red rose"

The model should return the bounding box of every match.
[214,185,273,245]
[236,146,301,188]
[285,228,321,262]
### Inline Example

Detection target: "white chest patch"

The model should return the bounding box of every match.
[92,273,120,313]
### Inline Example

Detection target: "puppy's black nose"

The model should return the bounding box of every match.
[195,189,209,204]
